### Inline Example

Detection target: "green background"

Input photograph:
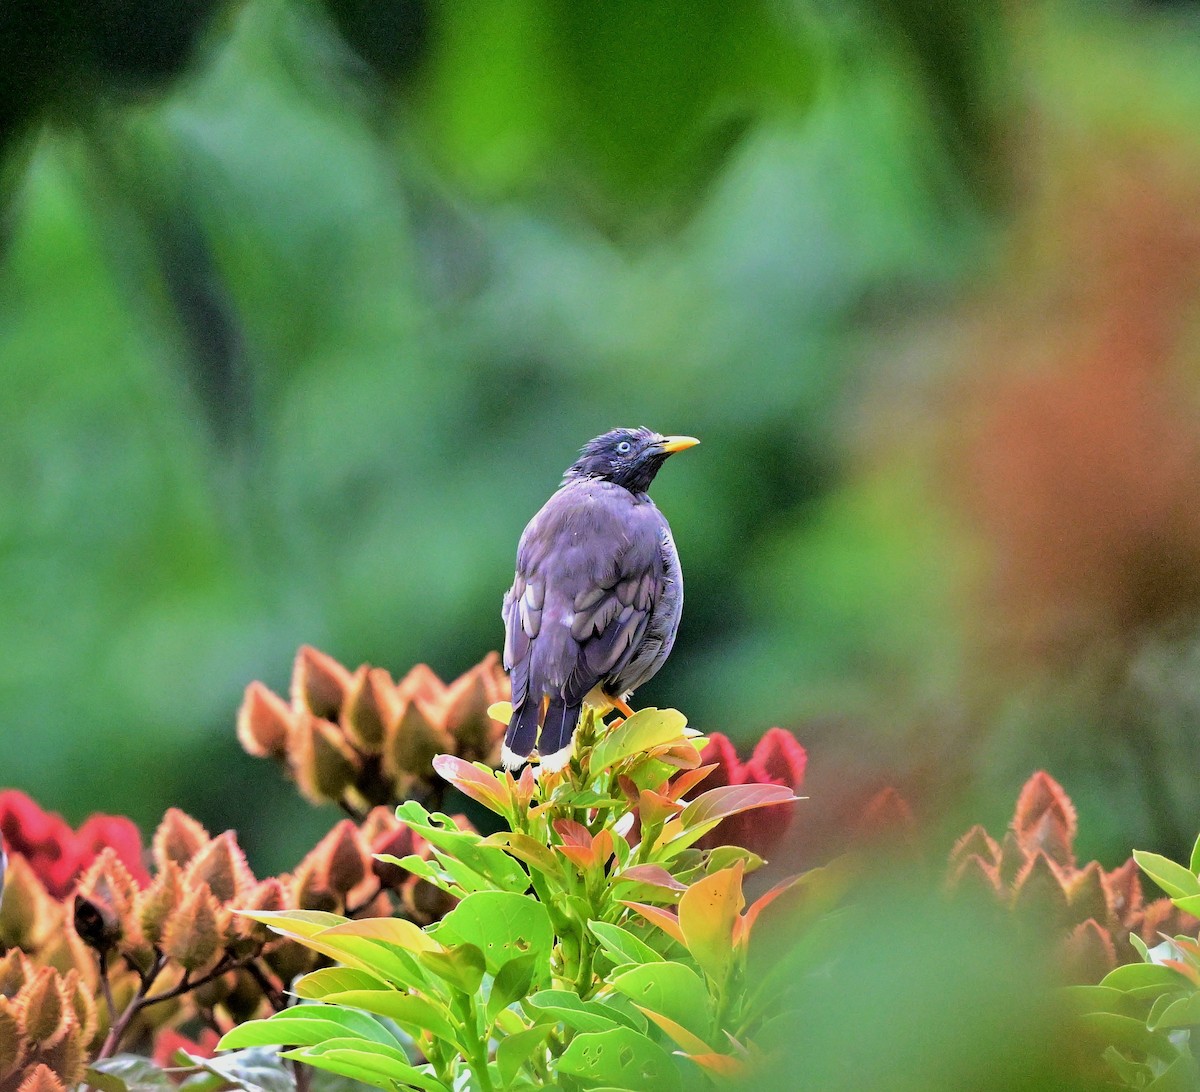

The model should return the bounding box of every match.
[4,0,1200,878]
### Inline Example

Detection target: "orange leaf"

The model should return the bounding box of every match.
[667,764,720,802]
[557,845,596,871]
[619,901,687,946]
[639,790,683,828]
[683,1052,748,1078]
[431,755,510,815]
[680,784,798,830]
[553,819,593,849]
[733,875,802,948]
[678,862,746,984]
[618,865,688,893]
[635,1006,713,1055]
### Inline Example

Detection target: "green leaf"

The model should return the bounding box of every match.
[524,990,645,1033]
[1189,833,1200,876]
[609,962,711,1040]
[317,990,460,1042]
[484,832,564,880]
[435,890,554,976]
[294,966,391,999]
[284,1038,448,1092]
[489,953,538,1023]
[1077,1013,1178,1062]
[590,708,688,772]
[1100,963,1191,992]
[588,921,665,967]
[1147,1053,1200,1091]
[1061,985,1133,1016]
[705,845,766,874]
[321,916,442,954]
[1149,990,1200,1030]
[558,1027,681,1091]
[420,943,487,994]
[241,912,428,990]
[395,803,531,894]
[1172,893,1200,917]
[218,1006,399,1051]
[1134,850,1200,900]
[238,909,348,937]
[87,1057,174,1092]
[178,1048,293,1092]
[497,1025,554,1087]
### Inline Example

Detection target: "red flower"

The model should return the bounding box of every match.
[152,1026,220,1066]
[0,791,149,899]
[696,728,807,858]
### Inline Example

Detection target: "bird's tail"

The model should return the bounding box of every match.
[502,699,541,770]
[537,697,582,773]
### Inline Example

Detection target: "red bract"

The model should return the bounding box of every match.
[152,1027,220,1066]
[0,791,149,899]
[696,729,806,858]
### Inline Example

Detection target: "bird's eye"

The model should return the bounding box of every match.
[616,441,632,455]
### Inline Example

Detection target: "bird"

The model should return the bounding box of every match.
[501,427,699,771]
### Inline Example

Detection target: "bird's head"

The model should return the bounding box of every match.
[564,427,699,494]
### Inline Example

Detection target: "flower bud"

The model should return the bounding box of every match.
[0,997,25,1078]
[1013,771,1077,867]
[311,821,370,898]
[441,664,493,762]
[1011,850,1070,924]
[36,1029,86,1086]
[0,856,58,951]
[237,681,294,761]
[232,878,288,947]
[18,967,65,1046]
[395,663,445,706]
[73,892,122,953]
[138,861,184,946]
[291,645,352,720]
[185,831,255,905]
[291,852,338,914]
[341,667,394,754]
[1063,919,1118,984]
[161,883,225,973]
[264,937,318,984]
[15,1064,68,1092]
[152,809,211,871]
[62,971,97,1049]
[369,820,416,891]
[0,950,30,998]
[402,876,455,926]
[382,699,452,782]
[289,713,360,805]
[192,968,234,1008]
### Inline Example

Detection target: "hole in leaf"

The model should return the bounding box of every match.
[619,1048,634,1066]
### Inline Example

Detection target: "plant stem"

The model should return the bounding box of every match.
[95,953,167,1061]
[97,950,117,1027]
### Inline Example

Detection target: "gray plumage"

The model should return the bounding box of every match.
[501,427,696,770]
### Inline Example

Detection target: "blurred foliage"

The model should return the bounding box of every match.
[4,0,1200,897]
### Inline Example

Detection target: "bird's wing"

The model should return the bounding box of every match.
[503,481,666,712]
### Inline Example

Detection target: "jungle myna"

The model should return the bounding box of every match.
[501,427,699,770]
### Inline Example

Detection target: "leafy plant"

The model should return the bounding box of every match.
[947,771,1196,983]
[1070,837,1200,1088]
[218,705,805,1089]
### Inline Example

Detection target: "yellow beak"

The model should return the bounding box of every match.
[657,435,700,454]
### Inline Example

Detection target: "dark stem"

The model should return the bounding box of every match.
[140,955,236,1009]
[95,953,168,1061]
[245,957,287,1011]
[97,950,117,1027]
